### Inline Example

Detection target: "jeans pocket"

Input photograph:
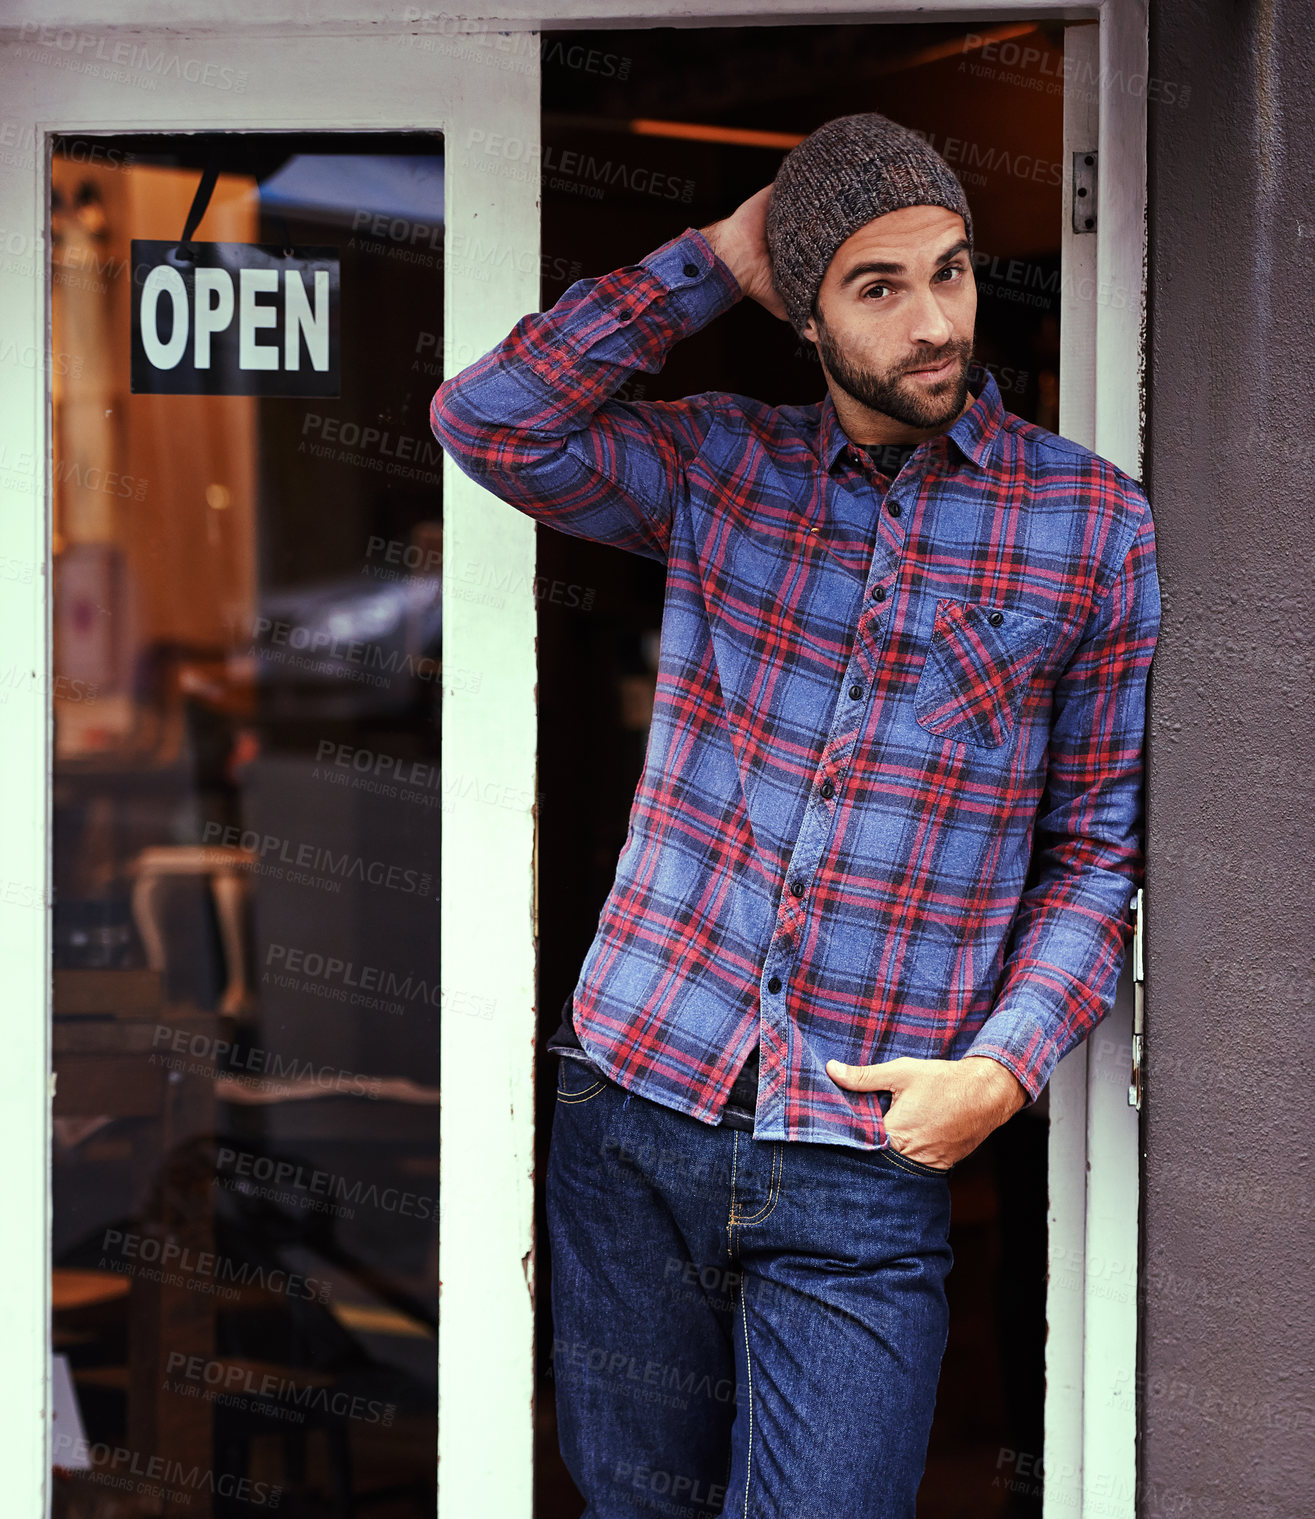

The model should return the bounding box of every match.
[879,1140,955,1179]
[913,598,1051,748]
[555,1053,608,1104]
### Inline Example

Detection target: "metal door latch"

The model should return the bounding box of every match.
[1072,151,1098,234]
[1128,888,1144,1109]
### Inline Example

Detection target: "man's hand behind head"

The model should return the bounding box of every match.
[699,185,789,321]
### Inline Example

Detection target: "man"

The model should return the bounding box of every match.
[431,112,1159,1519]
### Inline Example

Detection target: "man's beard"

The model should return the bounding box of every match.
[813,314,973,430]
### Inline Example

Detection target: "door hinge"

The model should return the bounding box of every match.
[1072,150,1098,234]
[1128,887,1145,1109]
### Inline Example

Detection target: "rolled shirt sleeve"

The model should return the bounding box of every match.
[429,226,744,563]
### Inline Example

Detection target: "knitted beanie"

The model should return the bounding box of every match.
[765,112,974,338]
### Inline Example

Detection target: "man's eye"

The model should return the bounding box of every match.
[861,284,890,300]
[937,264,965,281]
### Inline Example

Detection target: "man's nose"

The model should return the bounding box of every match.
[905,288,955,348]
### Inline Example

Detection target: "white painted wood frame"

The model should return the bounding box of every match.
[0,3,1148,1517]
[0,26,541,1519]
[1053,14,1147,1519]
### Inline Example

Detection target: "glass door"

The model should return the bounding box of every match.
[0,26,540,1519]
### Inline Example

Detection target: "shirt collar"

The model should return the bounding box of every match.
[816,358,1002,475]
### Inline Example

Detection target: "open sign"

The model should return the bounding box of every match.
[130,240,340,396]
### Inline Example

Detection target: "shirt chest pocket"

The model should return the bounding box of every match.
[913,598,1053,749]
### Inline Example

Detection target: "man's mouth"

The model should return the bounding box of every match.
[905,355,958,382]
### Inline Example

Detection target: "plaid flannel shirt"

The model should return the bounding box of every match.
[430,225,1161,1150]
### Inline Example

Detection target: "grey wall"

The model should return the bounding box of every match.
[1143,1,1315,1514]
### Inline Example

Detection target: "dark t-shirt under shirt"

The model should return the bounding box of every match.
[546,436,920,1130]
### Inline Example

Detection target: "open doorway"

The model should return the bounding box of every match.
[533,20,1070,1517]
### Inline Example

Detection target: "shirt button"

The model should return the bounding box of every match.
[767,976,782,994]
[886,500,902,517]
[849,683,863,700]
[870,584,886,602]
[988,609,1004,625]
[789,878,805,898]
[682,263,699,277]
[820,779,835,800]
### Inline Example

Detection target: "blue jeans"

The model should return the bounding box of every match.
[546,1056,955,1519]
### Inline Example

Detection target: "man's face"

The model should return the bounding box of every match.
[800,205,977,431]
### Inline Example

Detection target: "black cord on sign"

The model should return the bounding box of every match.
[177,145,297,259]
[176,152,223,262]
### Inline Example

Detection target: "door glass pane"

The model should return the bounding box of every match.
[50,131,443,1518]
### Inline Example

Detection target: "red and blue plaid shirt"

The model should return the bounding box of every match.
[430,226,1161,1150]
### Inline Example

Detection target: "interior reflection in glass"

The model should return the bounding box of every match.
[50,132,444,1519]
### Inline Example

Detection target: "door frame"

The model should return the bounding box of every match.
[0,26,542,1519]
[0,3,1148,1516]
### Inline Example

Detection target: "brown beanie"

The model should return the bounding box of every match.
[765,112,975,338]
